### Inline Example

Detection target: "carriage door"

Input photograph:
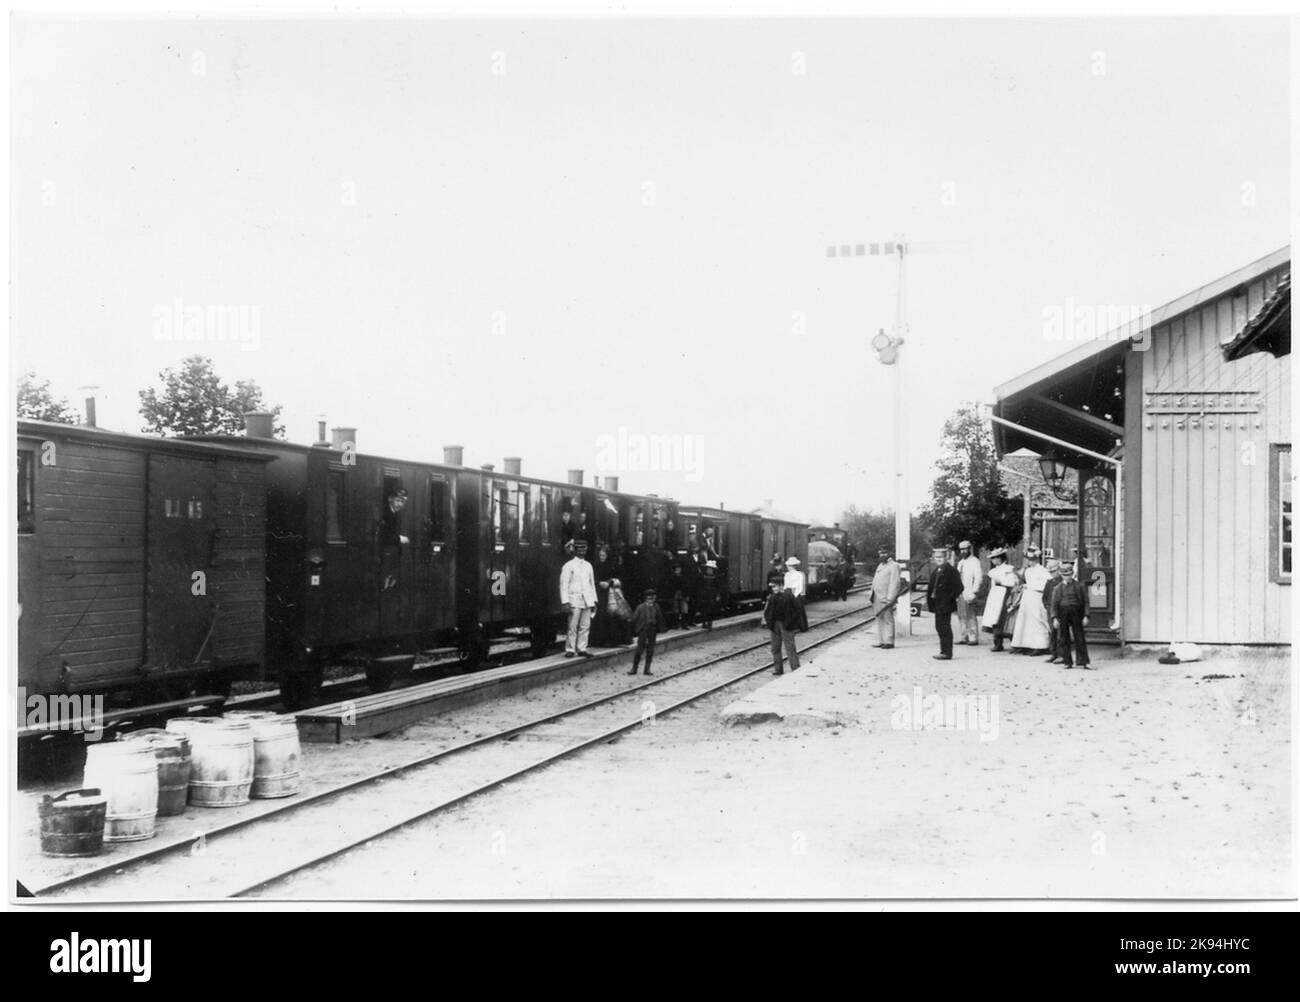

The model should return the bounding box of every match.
[147,454,217,672]
[425,472,455,632]
[1078,469,1116,617]
[487,480,513,622]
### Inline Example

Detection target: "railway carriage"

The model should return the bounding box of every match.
[17,420,270,704]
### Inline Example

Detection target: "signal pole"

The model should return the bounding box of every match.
[828,236,910,572]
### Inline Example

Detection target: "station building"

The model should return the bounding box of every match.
[992,246,1290,647]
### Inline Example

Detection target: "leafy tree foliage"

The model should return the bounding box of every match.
[139,355,284,438]
[16,372,79,423]
[917,402,1023,554]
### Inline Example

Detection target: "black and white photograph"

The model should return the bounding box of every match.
[4,4,1295,911]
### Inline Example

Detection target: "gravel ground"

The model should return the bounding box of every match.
[17,601,1289,902]
[253,619,1292,901]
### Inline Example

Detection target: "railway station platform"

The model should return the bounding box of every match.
[720,612,1127,728]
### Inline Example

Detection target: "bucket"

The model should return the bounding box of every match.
[228,713,302,798]
[82,743,159,842]
[166,716,254,807]
[122,728,192,817]
[39,789,107,857]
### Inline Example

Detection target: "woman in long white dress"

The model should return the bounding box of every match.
[981,549,1020,651]
[1011,547,1053,654]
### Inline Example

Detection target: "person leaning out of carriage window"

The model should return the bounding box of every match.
[380,487,409,590]
[560,508,576,550]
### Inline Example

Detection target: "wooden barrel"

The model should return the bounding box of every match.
[82,743,158,842]
[228,713,301,798]
[39,789,107,857]
[166,716,254,807]
[122,728,192,817]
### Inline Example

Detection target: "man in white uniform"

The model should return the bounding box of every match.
[560,539,597,657]
[871,546,902,649]
[955,540,984,645]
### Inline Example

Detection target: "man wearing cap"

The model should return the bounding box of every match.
[629,588,667,675]
[955,541,983,646]
[1050,561,1093,669]
[766,554,785,591]
[380,487,410,590]
[925,547,963,660]
[871,546,902,649]
[763,578,803,675]
[1042,558,1065,663]
[560,539,598,658]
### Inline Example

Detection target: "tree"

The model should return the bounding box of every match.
[838,505,931,571]
[16,371,79,423]
[917,402,1023,554]
[139,355,285,438]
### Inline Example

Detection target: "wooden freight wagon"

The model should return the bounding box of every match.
[17,420,271,703]
[752,505,810,584]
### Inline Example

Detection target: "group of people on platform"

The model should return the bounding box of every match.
[557,533,726,672]
[921,541,1094,669]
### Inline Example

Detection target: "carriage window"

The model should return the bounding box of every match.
[1273,445,1291,582]
[539,488,552,545]
[427,476,446,544]
[630,504,645,546]
[518,484,532,544]
[17,450,34,533]
[326,469,346,542]
[164,498,182,518]
[187,499,203,519]
[382,475,407,546]
[491,484,503,543]
[714,524,727,556]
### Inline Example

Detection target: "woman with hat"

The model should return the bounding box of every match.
[981,548,1019,652]
[783,556,809,631]
[1010,546,1053,655]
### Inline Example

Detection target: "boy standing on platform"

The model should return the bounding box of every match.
[629,588,668,676]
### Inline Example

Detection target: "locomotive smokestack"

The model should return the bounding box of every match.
[331,426,356,450]
[567,469,584,485]
[604,476,619,492]
[443,445,464,466]
[504,457,522,476]
[244,411,274,439]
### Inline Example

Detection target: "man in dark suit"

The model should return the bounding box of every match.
[925,546,963,660]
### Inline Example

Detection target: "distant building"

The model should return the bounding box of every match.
[993,247,1290,646]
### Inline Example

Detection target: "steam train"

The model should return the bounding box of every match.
[17,416,816,710]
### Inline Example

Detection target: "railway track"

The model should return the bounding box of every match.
[229,584,873,714]
[35,595,879,900]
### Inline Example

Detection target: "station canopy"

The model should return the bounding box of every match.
[992,337,1128,469]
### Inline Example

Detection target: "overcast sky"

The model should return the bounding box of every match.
[10,16,1290,524]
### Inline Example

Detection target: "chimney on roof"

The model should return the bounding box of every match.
[331,426,356,450]
[443,445,464,466]
[314,420,329,447]
[481,463,495,473]
[504,456,522,476]
[567,469,584,485]
[604,476,619,492]
[244,411,274,439]
[84,396,97,428]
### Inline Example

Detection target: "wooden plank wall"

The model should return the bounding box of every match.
[30,437,147,690]
[1138,265,1290,644]
[210,457,268,673]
